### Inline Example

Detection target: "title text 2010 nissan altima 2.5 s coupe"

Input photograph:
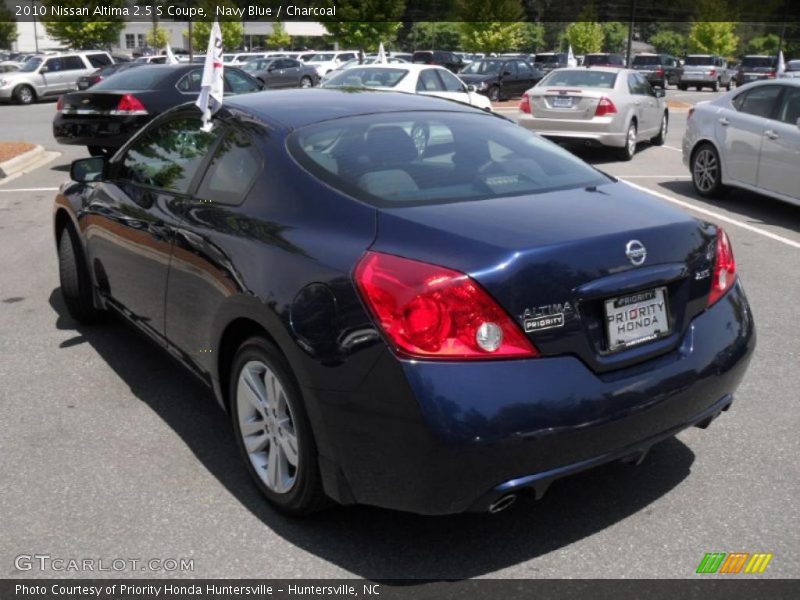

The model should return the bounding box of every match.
[53,89,755,516]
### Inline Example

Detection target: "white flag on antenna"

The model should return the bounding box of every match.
[376,43,387,64]
[165,42,179,65]
[196,21,224,132]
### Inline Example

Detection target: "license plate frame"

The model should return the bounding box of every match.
[604,287,670,352]
[551,96,574,108]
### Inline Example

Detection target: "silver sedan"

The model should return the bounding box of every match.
[682,80,800,207]
[517,67,668,160]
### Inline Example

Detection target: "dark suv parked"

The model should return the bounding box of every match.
[584,53,626,67]
[458,58,544,101]
[412,50,465,73]
[631,53,682,89]
[735,55,777,86]
[533,52,569,72]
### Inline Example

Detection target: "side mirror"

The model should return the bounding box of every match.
[502,70,512,77]
[39,66,49,74]
[466,84,476,92]
[655,89,665,98]
[70,157,106,183]
[267,65,275,71]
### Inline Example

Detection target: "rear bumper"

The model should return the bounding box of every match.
[52,115,149,148]
[517,114,627,147]
[309,280,755,515]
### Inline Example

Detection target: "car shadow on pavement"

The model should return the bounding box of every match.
[49,289,697,581]
[659,180,800,233]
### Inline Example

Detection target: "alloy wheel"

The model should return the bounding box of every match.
[236,360,299,494]
[693,148,718,193]
[626,124,636,156]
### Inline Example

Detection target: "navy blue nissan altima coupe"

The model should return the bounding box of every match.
[53,89,755,516]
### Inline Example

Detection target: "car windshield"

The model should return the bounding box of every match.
[19,57,43,72]
[633,56,661,66]
[288,112,608,206]
[540,69,618,88]
[461,60,502,75]
[322,68,408,88]
[685,56,714,66]
[310,53,335,62]
[92,67,171,91]
[741,57,775,68]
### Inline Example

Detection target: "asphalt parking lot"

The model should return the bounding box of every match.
[0,89,798,580]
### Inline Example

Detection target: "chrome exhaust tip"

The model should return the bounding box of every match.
[488,493,517,514]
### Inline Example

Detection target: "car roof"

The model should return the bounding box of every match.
[549,66,630,73]
[329,62,438,73]
[224,88,482,130]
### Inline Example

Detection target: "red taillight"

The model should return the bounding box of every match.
[354,251,539,360]
[594,96,617,117]
[767,70,776,78]
[655,67,664,76]
[519,92,531,114]
[56,95,64,112]
[709,68,716,77]
[707,228,736,307]
[114,94,147,115]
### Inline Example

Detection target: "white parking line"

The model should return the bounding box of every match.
[662,145,683,152]
[622,179,800,250]
[0,187,59,193]
[622,175,691,179]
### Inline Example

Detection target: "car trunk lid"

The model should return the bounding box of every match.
[370,182,716,373]
[528,87,606,120]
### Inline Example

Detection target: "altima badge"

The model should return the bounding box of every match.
[625,240,647,266]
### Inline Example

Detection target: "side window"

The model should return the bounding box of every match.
[286,59,301,69]
[517,61,534,76]
[224,70,260,94]
[777,87,800,125]
[44,58,62,72]
[117,117,218,194]
[177,70,202,92]
[628,73,644,94]
[735,85,783,118]
[437,69,465,92]
[61,56,86,71]
[636,73,654,95]
[503,62,517,76]
[418,69,445,92]
[196,130,263,205]
[87,53,111,68]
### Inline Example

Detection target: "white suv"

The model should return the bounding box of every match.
[305,51,359,76]
[0,51,113,104]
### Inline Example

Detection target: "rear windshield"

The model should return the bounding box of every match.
[92,68,171,91]
[322,68,408,88]
[540,69,618,88]
[741,57,776,68]
[685,56,714,66]
[288,112,607,206]
[584,54,612,65]
[633,55,661,66]
[413,52,433,61]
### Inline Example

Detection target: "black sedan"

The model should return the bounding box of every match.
[53,64,262,156]
[240,57,319,89]
[54,90,754,516]
[458,58,543,101]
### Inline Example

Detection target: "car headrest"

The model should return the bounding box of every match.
[365,126,418,165]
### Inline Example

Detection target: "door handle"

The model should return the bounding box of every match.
[718,117,730,126]
[764,129,779,140]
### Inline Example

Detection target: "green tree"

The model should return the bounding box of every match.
[0,5,17,49]
[408,22,462,50]
[320,0,406,51]
[459,22,525,53]
[191,20,244,52]
[518,23,546,53]
[565,21,604,54]
[602,22,628,54]
[745,34,780,55]
[145,27,169,50]
[266,22,291,50]
[649,29,687,57]
[688,22,739,57]
[41,0,126,49]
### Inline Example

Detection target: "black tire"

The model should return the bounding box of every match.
[695,85,703,91]
[690,143,726,198]
[57,223,101,324]
[661,76,668,90]
[711,79,719,92]
[678,84,687,91]
[13,84,35,105]
[616,121,637,161]
[229,336,327,516]
[488,85,501,102]
[725,80,731,91]
[651,112,668,146]
[299,75,313,88]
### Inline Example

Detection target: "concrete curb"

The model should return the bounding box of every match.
[0,145,46,179]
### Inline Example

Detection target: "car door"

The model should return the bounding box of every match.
[59,55,90,92]
[498,61,518,96]
[281,59,302,87]
[717,84,783,186]
[83,115,219,342]
[515,60,538,94]
[39,57,64,95]
[756,85,800,200]
[166,126,264,375]
[627,73,658,134]
[421,68,472,105]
